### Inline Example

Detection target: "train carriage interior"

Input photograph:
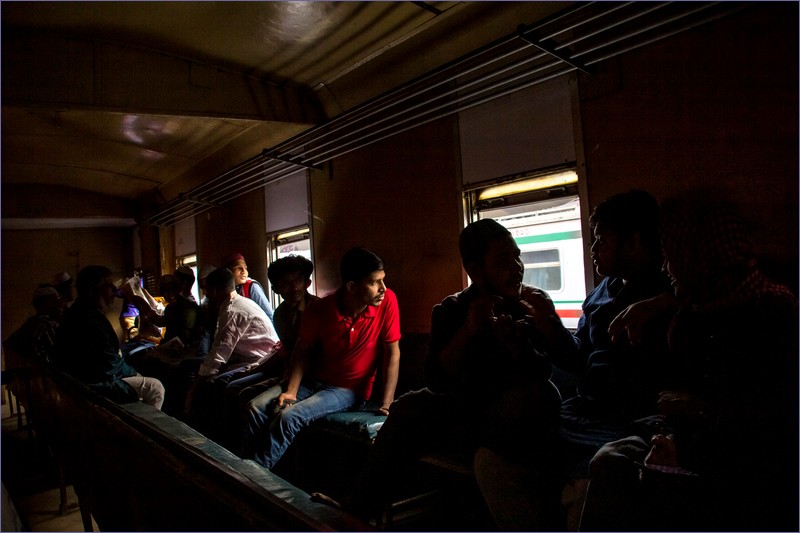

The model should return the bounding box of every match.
[1,1,798,531]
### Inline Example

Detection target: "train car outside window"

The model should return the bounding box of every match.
[266,226,314,308]
[521,249,562,291]
[468,168,587,329]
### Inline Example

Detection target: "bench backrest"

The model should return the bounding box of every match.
[16,354,369,532]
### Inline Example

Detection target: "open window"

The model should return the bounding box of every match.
[466,168,587,329]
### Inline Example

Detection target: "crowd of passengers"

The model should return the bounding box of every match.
[5,190,797,532]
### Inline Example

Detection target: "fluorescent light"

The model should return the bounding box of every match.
[478,170,578,201]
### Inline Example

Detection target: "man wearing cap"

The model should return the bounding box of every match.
[50,271,75,309]
[4,285,63,363]
[54,265,165,409]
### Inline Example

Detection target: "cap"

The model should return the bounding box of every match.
[50,271,72,285]
[32,286,59,302]
[221,252,245,268]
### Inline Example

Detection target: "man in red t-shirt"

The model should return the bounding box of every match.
[245,247,401,469]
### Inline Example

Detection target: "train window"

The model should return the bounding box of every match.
[521,249,562,291]
[176,254,200,303]
[266,226,314,308]
[468,168,587,329]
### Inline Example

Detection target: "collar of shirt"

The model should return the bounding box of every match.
[333,292,377,345]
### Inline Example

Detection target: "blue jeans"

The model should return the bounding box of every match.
[246,377,360,469]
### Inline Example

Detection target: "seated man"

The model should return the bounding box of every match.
[186,267,279,444]
[338,219,572,528]
[53,265,165,409]
[5,285,63,363]
[124,274,202,417]
[136,274,202,347]
[269,254,320,364]
[231,255,321,410]
[477,190,676,530]
[579,198,799,532]
[222,252,274,322]
[244,247,401,470]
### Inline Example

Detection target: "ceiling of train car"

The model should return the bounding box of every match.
[1,1,748,229]
[0,1,573,226]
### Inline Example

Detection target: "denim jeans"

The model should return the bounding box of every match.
[246,377,360,469]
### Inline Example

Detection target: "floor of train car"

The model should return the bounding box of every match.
[1,393,97,532]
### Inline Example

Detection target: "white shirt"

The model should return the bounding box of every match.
[199,293,279,376]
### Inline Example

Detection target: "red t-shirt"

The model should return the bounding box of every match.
[300,288,401,400]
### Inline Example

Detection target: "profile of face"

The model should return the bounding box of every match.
[229,259,248,286]
[348,269,387,308]
[99,276,117,309]
[662,245,700,300]
[590,223,623,277]
[472,235,524,299]
[273,272,310,307]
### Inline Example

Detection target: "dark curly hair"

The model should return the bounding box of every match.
[268,255,314,286]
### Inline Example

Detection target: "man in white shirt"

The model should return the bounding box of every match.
[188,267,279,446]
[199,267,278,377]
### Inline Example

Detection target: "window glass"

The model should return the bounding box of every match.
[521,249,562,291]
[176,254,200,302]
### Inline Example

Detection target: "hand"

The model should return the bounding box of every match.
[608,292,676,345]
[608,302,650,345]
[644,433,679,467]
[519,286,559,321]
[465,294,503,333]
[276,392,297,409]
[377,404,391,416]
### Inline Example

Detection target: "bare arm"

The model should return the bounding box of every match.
[378,340,401,414]
[608,291,678,346]
[277,338,308,407]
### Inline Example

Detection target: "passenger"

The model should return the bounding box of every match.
[268,254,319,360]
[244,247,401,470]
[334,220,570,528]
[5,285,63,363]
[579,198,799,532]
[474,190,676,529]
[230,255,321,414]
[137,274,201,346]
[50,271,75,310]
[222,252,274,322]
[186,267,279,444]
[53,265,165,409]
